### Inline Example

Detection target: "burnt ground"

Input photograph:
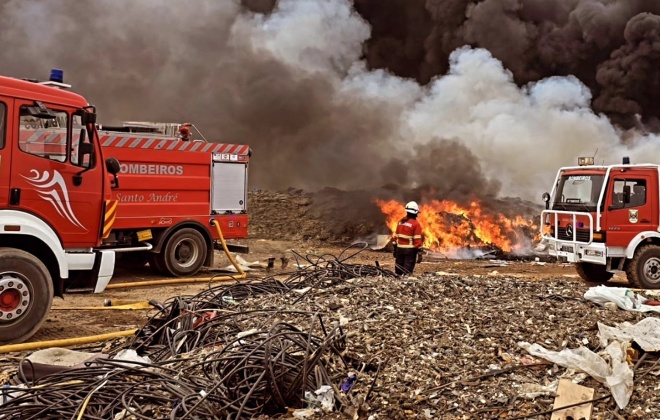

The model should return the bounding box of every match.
[1,190,658,419]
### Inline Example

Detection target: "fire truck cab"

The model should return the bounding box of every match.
[541,156,660,289]
[0,70,121,343]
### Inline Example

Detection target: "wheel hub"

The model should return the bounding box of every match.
[174,239,199,268]
[0,275,31,321]
[643,257,660,283]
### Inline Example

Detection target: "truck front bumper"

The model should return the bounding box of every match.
[545,239,607,264]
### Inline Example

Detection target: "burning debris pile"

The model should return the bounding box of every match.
[376,198,541,258]
[2,247,659,418]
[248,188,543,258]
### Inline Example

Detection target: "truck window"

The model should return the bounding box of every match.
[0,102,5,149]
[18,105,68,162]
[612,179,646,208]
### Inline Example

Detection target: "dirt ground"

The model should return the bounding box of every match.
[34,238,629,343]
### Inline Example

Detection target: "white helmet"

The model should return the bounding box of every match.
[405,201,419,214]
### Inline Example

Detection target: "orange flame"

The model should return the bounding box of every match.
[375,198,539,253]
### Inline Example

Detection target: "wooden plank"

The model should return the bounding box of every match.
[550,379,594,420]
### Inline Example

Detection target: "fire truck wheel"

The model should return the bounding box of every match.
[626,244,660,289]
[0,248,54,344]
[574,262,614,283]
[160,228,208,277]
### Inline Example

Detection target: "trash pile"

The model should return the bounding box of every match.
[2,246,660,419]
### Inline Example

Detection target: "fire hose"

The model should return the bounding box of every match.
[0,221,245,354]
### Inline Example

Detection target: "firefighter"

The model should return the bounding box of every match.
[392,201,424,276]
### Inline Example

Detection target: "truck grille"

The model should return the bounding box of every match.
[556,229,591,242]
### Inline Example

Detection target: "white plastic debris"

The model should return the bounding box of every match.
[518,340,633,409]
[518,381,558,399]
[111,349,152,368]
[304,385,335,413]
[584,285,660,313]
[598,318,660,352]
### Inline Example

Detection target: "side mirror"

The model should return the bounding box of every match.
[105,157,121,189]
[542,192,550,210]
[105,157,120,175]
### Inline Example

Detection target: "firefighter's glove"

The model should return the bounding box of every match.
[416,250,423,264]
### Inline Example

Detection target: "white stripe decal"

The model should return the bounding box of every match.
[101,137,115,147]
[116,137,131,147]
[21,169,87,230]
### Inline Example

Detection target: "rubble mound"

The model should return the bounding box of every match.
[248,188,543,248]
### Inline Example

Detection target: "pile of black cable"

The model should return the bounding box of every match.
[128,242,394,360]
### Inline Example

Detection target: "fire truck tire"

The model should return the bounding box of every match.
[574,262,614,284]
[148,253,166,275]
[159,228,207,277]
[0,248,54,344]
[626,244,660,289]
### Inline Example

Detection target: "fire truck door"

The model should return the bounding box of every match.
[605,176,656,248]
[9,102,104,248]
[0,97,11,207]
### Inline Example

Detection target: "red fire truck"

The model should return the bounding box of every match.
[0,69,249,343]
[541,156,660,289]
[96,122,250,278]
[0,70,119,343]
[21,114,250,281]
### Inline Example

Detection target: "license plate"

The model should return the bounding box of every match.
[560,245,574,253]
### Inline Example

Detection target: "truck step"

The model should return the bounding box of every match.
[64,287,95,294]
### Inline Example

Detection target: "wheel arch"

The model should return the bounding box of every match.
[0,211,68,296]
[625,232,660,259]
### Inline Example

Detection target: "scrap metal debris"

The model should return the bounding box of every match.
[1,245,660,419]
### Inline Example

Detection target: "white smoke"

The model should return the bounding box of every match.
[233,0,370,75]
[403,47,626,199]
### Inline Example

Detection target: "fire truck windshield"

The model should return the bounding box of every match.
[553,174,605,211]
